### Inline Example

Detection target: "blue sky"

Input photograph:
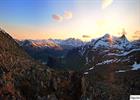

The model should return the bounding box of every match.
[0,0,76,25]
[0,0,140,40]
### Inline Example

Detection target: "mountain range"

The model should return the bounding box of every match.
[1,27,140,100]
[18,38,85,49]
[19,32,140,70]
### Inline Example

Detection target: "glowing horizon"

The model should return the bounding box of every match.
[0,0,140,41]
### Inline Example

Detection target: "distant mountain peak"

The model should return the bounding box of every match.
[120,28,129,40]
[120,34,127,40]
[120,34,126,38]
[103,33,111,38]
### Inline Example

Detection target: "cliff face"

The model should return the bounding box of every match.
[0,29,27,99]
[0,29,49,99]
[0,29,33,71]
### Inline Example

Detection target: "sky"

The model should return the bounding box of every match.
[0,0,140,41]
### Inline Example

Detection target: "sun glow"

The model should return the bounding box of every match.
[97,13,123,31]
[108,34,113,44]
[76,13,124,40]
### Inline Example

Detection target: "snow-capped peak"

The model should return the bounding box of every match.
[90,33,132,50]
[91,33,116,48]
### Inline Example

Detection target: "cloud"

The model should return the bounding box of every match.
[101,0,113,9]
[82,35,90,38]
[134,31,140,34]
[52,14,63,22]
[52,11,73,22]
[132,35,140,39]
[63,11,73,19]
[132,31,140,39]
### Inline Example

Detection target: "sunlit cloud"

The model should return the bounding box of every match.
[52,14,63,22]
[101,0,113,9]
[52,11,73,22]
[63,11,73,20]
[82,35,90,38]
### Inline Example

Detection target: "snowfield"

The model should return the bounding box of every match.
[107,48,140,57]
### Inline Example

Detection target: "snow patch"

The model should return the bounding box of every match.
[84,72,89,75]
[96,59,117,65]
[89,66,94,70]
[115,70,127,73]
[132,62,140,70]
